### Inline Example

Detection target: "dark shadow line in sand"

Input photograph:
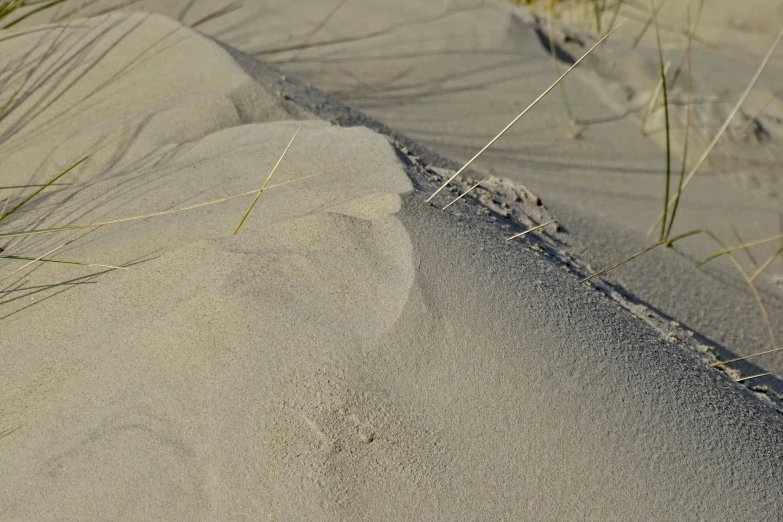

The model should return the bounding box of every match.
[532,26,575,66]
[250,6,489,57]
[0,255,156,321]
[2,15,190,154]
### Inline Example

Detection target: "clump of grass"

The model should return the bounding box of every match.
[648,27,783,236]
[0,1,313,286]
[574,5,783,377]
[584,15,783,285]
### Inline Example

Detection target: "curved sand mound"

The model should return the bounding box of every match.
[65,0,782,396]
[1,12,783,521]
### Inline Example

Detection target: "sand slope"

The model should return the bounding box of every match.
[2,11,783,521]
[38,0,783,395]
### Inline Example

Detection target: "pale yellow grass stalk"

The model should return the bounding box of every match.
[441,177,487,211]
[0,227,99,283]
[712,347,783,369]
[580,241,663,283]
[233,125,300,235]
[506,219,557,242]
[0,172,323,240]
[426,19,628,203]
[735,372,770,383]
[648,28,783,235]
[749,248,783,283]
[697,232,783,268]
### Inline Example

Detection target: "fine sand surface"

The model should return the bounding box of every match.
[2,7,783,522]
[41,0,783,395]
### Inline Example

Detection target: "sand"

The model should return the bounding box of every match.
[25,0,783,393]
[2,4,783,521]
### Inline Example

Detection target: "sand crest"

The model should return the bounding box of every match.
[1,9,783,521]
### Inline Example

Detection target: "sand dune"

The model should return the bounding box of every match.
[26,0,783,396]
[2,5,783,521]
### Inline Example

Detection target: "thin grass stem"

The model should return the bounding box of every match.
[702,230,777,350]
[0,171,323,240]
[442,177,487,211]
[233,125,300,235]
[506,219,556,242]
[580,240,664,283]
[631,0,666,48]
[650,1,671,242]
[749,246,783,283]
[0,227,96,283]
[697,232,783,268]
[426,19,627,203]
[649,28,783,236]
[0,254,125,270]
[735,372,770,383]
[664,4,694,240]
[0,154,90,224]
[712,347,783,368]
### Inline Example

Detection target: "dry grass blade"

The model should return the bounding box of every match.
[650,0,671,242]
[546,13,578,137]
[0,227,96,283]
[697,232,783,268]
[750,247,783,283]
[631,0,666,48]
[580,241,663,283]
[506,219,556,242]
[0,172,324,240]
[0,183,70,189]
[702,230,777,351]
[0,154,89,224]
[441,177,486,211]
[735,372,770,383]
[712,347,783,368]
[731,226,759,268]
[663,3,695,240]
[233,125,300,235]
[638,59,670,135]
[648,28,783,235]
[425,18,628,203]
[577,229,702,285]
[0,254,125,270]
[0,195,10,220]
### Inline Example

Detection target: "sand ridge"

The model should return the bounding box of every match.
[1,7,783,521]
